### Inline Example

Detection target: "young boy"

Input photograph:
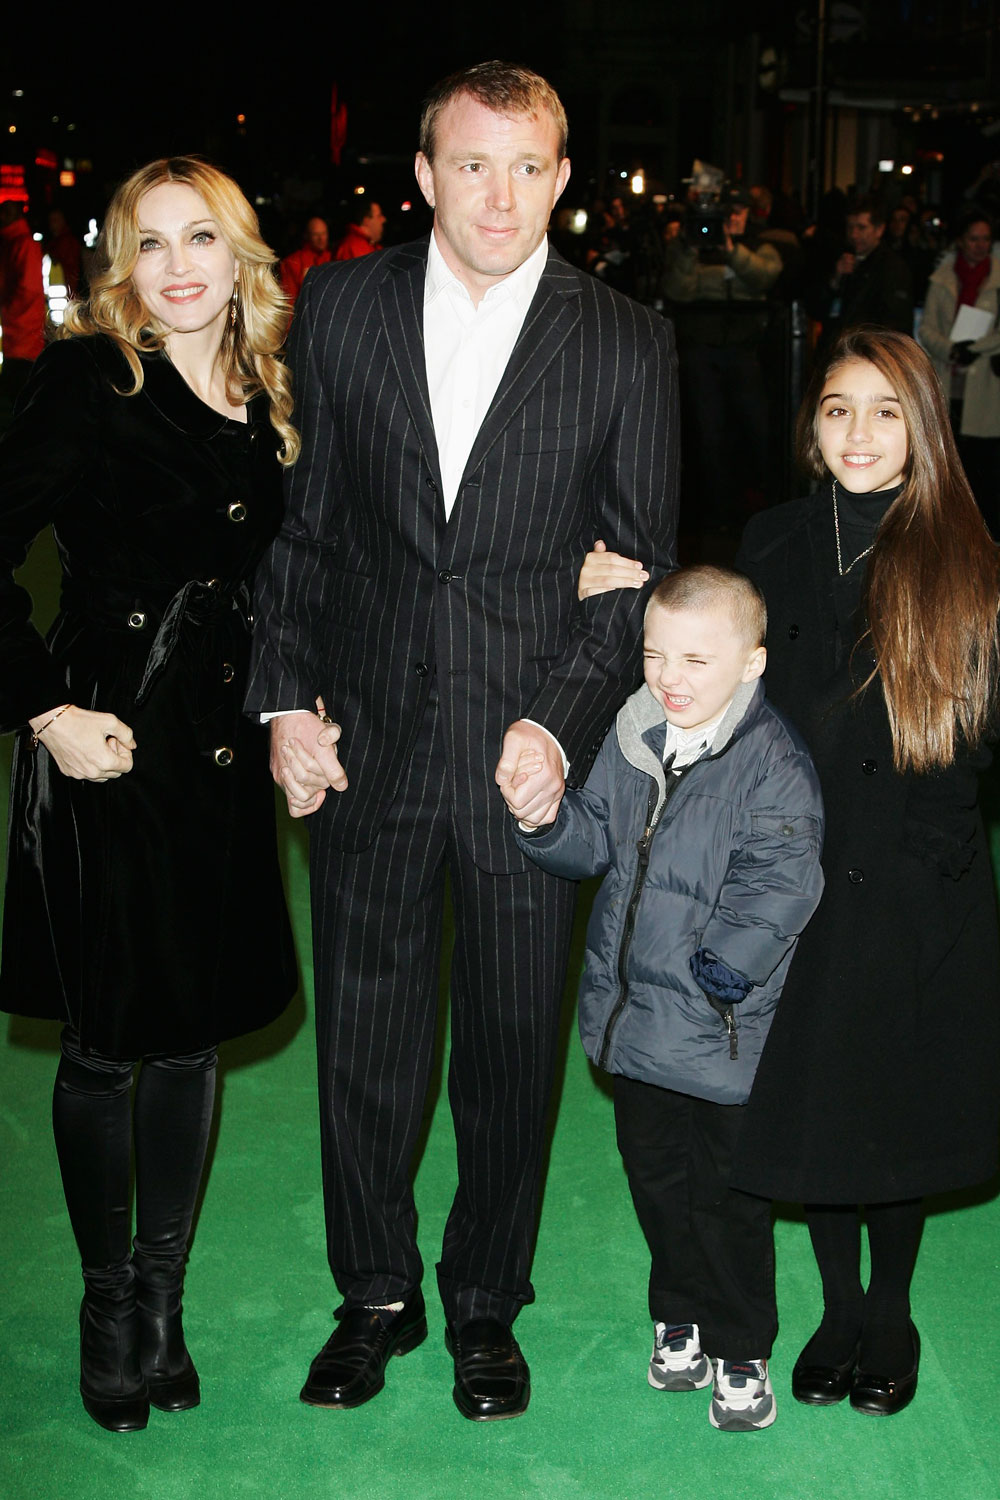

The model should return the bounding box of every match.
[504,565,824,1432]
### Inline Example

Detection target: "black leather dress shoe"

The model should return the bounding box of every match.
[300,1292,427,1408]
[849,1323,920,1417]
[445,1318,530,1421]
[791,1343,860,1405]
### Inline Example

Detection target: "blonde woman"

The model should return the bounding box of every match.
[0,158,298,1431]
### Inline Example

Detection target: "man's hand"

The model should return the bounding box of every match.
[495,720,565,828]
[834,251,855,280]
[269,697,348,819]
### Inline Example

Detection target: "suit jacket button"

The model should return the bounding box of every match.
[788,623,799,639]
[414,661,429,677]
[222,662,235,684]
[127,611,146,630]
[439,570,453,584]
[862,759,877,774]
[425,476,437,490]
[848,867,864,883]
[214,747,234,767]
[227,502,247,522]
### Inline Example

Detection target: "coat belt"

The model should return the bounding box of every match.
[61,578,250,706]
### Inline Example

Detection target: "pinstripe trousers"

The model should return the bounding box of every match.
[308,686,577,1327]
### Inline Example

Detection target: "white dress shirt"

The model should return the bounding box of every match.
[423,231,549,517]
[663,707,729,771]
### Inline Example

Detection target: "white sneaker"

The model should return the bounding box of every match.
[709,1359,777,1431]
[647,1323,713,1391]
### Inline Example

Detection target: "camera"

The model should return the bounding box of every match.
[681,160,745,255]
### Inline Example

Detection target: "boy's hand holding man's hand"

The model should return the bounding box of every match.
[497,729,563,834]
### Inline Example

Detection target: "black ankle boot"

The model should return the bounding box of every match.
[133,1253,200,1411]
[79,1265,149,1432]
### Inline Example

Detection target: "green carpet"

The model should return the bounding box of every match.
[2,534,999,1499]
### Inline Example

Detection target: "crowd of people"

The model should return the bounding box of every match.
[0,61,998,1450]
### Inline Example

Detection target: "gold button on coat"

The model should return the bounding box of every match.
[213,747,234,767]
[222,662,235,684]
[127,611,146,629]
[227,503,247,523]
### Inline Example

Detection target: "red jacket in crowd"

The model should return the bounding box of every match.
[334,225,380,261]
[0,216,45,362]
[279,246,332,306]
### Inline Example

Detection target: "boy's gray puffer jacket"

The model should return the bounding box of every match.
[517,679,824,1104]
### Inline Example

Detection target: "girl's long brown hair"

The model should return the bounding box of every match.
[64,156,299,463]
[797,327,1000,772]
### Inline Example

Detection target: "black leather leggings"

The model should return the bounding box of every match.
[52,1026,216,1281]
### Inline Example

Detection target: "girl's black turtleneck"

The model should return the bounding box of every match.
[832,477,904,575]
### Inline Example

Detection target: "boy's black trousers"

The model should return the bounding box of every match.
[614,1075,777,1361]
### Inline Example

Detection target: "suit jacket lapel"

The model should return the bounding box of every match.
[459,250,583,487]
[378,243,443,491]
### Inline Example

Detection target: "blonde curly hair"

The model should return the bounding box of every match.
[65,156,299,463]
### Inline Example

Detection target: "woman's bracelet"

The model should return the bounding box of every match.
[31,704,72,750]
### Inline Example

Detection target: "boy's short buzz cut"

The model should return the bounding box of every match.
[646,565,767,648]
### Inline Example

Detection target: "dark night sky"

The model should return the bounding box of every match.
[6,5,998,238]
[5,10,566,175]
[3,9,575,247]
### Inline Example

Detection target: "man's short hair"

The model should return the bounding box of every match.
[646,565,767,648]
[957,204,994,240]
[419,60,568,163]
[346,197,380,228]
[846,194,886,227]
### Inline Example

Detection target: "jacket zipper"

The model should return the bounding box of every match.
[725,1010,738,1059]
[706,997,739,1060]
[598,767,689,1069]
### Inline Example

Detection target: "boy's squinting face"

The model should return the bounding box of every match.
[643,602,766,733]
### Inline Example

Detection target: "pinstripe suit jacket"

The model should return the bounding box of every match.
[246,238,679,874]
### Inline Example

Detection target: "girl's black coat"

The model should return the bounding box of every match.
[733,495,1000,1201]
[0,335,296,1056]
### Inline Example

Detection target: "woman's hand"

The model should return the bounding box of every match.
[30,705,136,781]
[577,538,649,600]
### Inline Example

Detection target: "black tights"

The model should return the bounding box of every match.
[52,1026,216,1289]
[801,1201,924,1372]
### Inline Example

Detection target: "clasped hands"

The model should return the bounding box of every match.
[270,697,348,818]
[495,721,566,830]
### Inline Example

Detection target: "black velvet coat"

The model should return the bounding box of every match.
[732,494,1000,1202]
[0,334,296,1057]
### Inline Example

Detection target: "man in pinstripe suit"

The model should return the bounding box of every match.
[247,62,678,1420]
